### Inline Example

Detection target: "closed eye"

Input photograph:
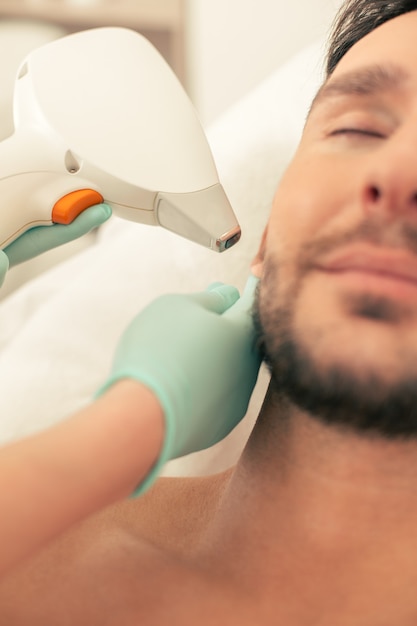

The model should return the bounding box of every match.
[330,127,385,139]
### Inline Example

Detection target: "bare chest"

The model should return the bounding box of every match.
[0,528,261,626]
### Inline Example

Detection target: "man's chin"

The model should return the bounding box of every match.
[291,284,417,387]
[265,335,417,440]
[254,268,417,439]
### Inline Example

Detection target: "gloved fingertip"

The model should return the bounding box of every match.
[223,273,259,316]
[98,202,113,219]
[207,283,240,311]
[0,249,9,267]
[0,249,9,287]
[76,202,112,225]
[206,281,225,292]
[88,202,112,222]
[66,203,112,236]
[242,273,260,300]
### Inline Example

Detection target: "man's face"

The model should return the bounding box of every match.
[256,10,417,436]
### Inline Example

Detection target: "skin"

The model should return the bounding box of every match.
[0,381,164,578]
[3,10,417,625]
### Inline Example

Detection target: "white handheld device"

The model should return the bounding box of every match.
[0,27,241,252]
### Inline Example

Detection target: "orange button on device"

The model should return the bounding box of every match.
[52,189,104,225]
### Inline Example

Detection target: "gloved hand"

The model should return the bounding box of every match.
[99,275,262,494]
[1,202,111,270]
[0,250,8,288]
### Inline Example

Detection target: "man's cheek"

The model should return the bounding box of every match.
[271,187,325,250]
[291,272,351,349]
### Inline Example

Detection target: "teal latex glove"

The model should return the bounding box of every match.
[0,250,8,288]
[98,275,262,495]
[2,203,112,268]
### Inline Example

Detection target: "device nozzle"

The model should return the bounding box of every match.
[156,184,241,252]
[222,228,241,251]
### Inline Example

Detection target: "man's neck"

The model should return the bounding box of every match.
[198,387,417,623]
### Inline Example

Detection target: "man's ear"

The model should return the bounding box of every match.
[251,226,268,278]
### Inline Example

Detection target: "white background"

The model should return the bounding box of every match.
[186,0,343,124]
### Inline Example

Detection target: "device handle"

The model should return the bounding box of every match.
[0,132,103,248]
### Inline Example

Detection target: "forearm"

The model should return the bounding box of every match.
[0,379,164,577]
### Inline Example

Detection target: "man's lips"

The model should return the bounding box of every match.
[313,245,417,288]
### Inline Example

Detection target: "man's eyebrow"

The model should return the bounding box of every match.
[308,63,410,116]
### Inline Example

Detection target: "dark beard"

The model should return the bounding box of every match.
[253,234,417,440]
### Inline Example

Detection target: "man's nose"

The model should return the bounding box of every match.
[360,136,417,219]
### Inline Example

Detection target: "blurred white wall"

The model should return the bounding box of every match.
[0,19,67,138]
[0,1,344,132]
[185,0,343,125]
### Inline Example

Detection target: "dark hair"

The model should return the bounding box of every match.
[326,0,417,77]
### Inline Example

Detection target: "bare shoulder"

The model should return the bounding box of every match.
[0,470,233,624]
[92,468,232,552]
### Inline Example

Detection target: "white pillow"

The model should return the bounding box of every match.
[0,39,325,475]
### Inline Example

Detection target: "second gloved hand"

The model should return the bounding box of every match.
[99,275,262,493]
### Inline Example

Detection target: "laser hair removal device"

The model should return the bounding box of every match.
[0,27,241,252]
